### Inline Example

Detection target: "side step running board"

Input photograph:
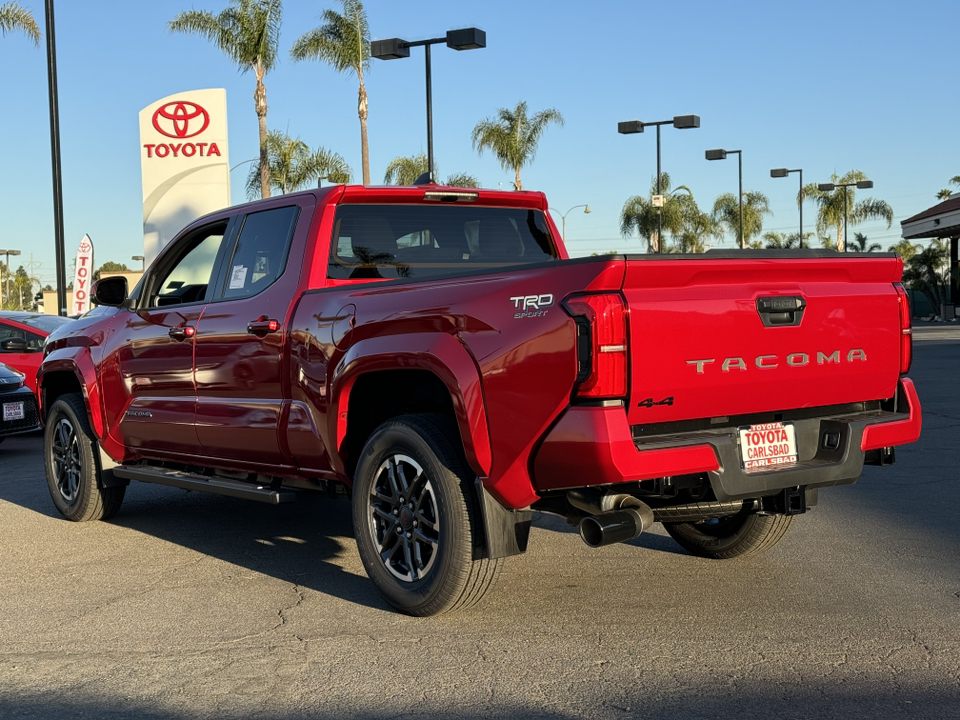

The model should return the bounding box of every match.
[113,466,295,504]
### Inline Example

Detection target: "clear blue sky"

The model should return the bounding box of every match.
[2,0,958,288]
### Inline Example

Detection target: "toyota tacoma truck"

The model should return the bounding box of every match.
[39,184,922,616]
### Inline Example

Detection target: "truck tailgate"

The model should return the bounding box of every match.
[623,255,905,426]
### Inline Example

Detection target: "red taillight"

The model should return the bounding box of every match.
[894,283,912,374]
[563,293,628,399]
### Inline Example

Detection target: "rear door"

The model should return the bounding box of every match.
[192,198,311,469]
[622,253,904,426]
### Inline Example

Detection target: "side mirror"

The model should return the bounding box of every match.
[92,276,128,307]
[0,338,29,352]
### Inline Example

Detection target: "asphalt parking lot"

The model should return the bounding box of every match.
[1,325,958,720]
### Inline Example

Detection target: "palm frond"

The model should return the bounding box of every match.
[852,198,894,227]
[445,173,480,188]
[384,154,430,185]
[0,2,41,44]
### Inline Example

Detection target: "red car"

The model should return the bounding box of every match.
[0,361,40,442]
[0,312,75,395]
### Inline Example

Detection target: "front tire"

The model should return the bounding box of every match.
[663,509,792,559]
[352,414,501,616]
[44,393,125,522]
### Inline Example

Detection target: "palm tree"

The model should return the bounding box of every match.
[711,191,771,249]
[936,188,953,200]
[673,196,717,253]
[384,153,428,186]
[0,2,40,44]
[444,172,480,188]
[952,176,960,186]
[246,130,350,198]
[620,172,694,253]
[903,240,949,316]
[383,154,478,187]
[170,0,282,199]
[849,232,881,253]
[801,171,893,252]
[763,231,807,249]
[291,0,371,185]
[472,101,563,191]
[889,238,919,264]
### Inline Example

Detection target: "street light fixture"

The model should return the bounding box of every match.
[770,168,804,248]
[548,204,591,242]
[131,255,145,271]
[0,249,22,309]
[706,148,743,248]
[816,179,874,252]
[618,115,700,253]
[372,28,486,184]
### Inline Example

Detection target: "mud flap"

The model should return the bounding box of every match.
[473,478,532,560]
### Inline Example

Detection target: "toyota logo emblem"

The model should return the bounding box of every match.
[152,101,210,139]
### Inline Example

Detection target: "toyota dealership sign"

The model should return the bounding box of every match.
[139,89,230,265]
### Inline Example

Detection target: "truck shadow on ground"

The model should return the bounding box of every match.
[109,485,387,611]
[4,684,957,720]
[0,447,387,613]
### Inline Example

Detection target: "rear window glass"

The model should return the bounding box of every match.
[2,314,73,333]
[328,205,558,280]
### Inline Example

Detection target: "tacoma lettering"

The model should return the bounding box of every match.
[687,349,867,373]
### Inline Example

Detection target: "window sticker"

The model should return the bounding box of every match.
[229,265,248,289]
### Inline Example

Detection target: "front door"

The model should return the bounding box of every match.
[102,219,231,458]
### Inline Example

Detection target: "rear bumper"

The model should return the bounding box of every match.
[532,377,921,501]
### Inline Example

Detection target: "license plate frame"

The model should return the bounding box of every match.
[738,421,798,472]
[3,401,25,422]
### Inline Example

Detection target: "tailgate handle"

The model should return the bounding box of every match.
[757,296,805,327]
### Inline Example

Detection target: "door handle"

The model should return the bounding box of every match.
[168,325,196,341]
[247,316,280,336]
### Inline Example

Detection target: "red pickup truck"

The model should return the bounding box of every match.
[39,184,922,616]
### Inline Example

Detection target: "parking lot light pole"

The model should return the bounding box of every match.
[618,115,700,253]
[0,249,22,309]
[548,204,591,242]
[372,28,486,184]
[770,168,804,248]
[706,149,743,248]
[45,0,67,316]
[816,179,874,252]
[131,255,145,271]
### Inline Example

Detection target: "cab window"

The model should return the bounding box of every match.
[145,221,228,308]
[220,206,299,299]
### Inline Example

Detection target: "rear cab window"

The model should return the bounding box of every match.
[328,204,559,281]
[220,205,300,299]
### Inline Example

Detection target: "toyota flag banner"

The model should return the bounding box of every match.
[73,235,94,315]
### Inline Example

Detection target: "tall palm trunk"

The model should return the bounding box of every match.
[255,71,271,199]
[358,76,370,185]
[514,166,522,191]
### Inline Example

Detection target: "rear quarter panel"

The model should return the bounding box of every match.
[290,257,624,507]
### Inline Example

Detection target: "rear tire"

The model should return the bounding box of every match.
[663,509,792,559]
[44,393,125,522]
[352,414,501,616]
